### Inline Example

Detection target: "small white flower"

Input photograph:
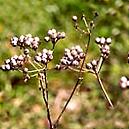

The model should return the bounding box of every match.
[71,49,78,57]
[126,81,129,87]
[26,34,32,38]
[72,16,78,21]
[120,76,127,83]
[100,37,106,44]
[5,64,11,70]
[41,58,47,64]
[51,29,56,34]
[86,63,93,69]
[60,32,66,38]
[19,35,25,42]
[47,50,53,55]
[35,56,42,62]
[95,37,101,43]
[44,36,50,42]
[42,49,48,54]
[42,53,47,59]
[120,82,127,89]
[106,38,112,44]
[91,60,97,66]
[48,29,53,36]
[34,37,40,42]
[72,60,79,66]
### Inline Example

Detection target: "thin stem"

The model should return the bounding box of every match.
[79,33,91,76]
[94,69,114,108]
[54,20,91,128]
[39,78,53,129]
[29,60,39,70]
[68,66,86,73]
[96,56,104,73]
[34,61,43,68]
[30,73,38,78]
[82,14,90,34]
[44,65,49,101]
[54,77,83,128]
[74,23,88,35]
[28,68,44,73]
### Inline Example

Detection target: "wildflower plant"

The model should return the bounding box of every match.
[0,13,114,129]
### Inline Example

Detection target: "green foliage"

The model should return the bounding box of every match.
[0,0,129,129]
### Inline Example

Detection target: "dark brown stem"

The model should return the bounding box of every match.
[53,77,83,128]
[44,66,48,101]
[54,21,91,128]
[40,77,53,129]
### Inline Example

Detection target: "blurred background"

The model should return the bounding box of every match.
[0,0,129,129]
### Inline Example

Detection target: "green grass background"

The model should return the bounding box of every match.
[0,0,129,129]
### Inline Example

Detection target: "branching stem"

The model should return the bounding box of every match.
[54,15,91,128]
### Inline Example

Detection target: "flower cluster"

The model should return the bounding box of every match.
[95,37,112,59]
[44,29,65,44]
[55,45,85,70]
[34,49,53,64]
[119,76,129,89]
[86,59,98,71]
[10,34,40,50]
[0,55,26,71]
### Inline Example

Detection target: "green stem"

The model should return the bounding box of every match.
[94,69,114,108]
